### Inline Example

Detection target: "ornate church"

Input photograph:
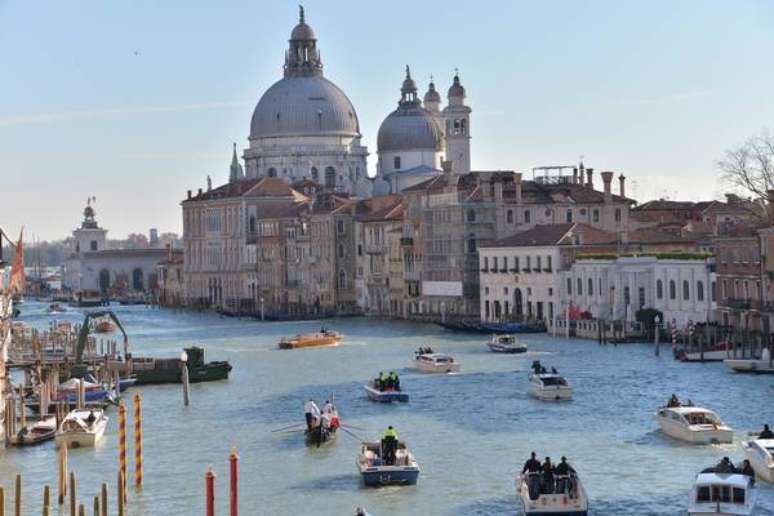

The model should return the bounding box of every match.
[231,7,472,197]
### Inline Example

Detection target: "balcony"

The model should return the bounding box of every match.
[521,268,531,273]
[509,268,519,273]
[489,268,499,273]
[532,267,542,273]
[499,268,508,273]
[543,267,553,273]
[400,237,414,247]
[721,298,751,310]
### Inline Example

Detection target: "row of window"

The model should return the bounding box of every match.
[482,255,553,273]
[566,276,712,303]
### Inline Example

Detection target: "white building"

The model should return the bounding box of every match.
[243,7,372,198]
[479,223,616,324]
[562,256,716,326]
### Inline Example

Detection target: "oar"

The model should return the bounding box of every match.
[341,424,367,431]
[272,423,306,433]
[340,426,366,443]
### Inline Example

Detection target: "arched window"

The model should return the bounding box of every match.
[697,281,704,302]
[338,270,346,289]
[566,209,573,223]
[325,166,336,188]
[507,210,513,224]
[460,119,467,135]
[311,167,319,181]
[669,280,676,300]
[656,280,663,299]
[467,209,476,222]
[337,244,344,258]
[588,278,593,296]
[249,216,256,234]
[467,238,476,253]
[393,156,401,170]
[566,278,572,295]
[267,168,277,178]
[683,280,690,300]
[577,278,583,296]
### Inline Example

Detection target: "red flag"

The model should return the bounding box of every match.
[8,228,25,294]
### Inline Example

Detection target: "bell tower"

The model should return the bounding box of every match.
[442,71,472,174]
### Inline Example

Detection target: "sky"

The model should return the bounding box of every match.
[1,0,773,241]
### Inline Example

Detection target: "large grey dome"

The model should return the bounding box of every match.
[377,104,443,152]
[250,76,360,139]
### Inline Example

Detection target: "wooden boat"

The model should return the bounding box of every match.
[7,416,57,446]
[278,329,342,349]
[94,319,116,333]
[488,334,528,353]
[132,346,231,385]
[364,381,409,403]
[517,465,589,515]
[305,404,340,447]
[55,409,108,448]
[688,471,757,515]
[357,440,420,486]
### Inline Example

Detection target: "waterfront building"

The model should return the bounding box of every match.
[63,201,167,294]
[714,226,764,331]
[563,255,716,327]
[479,223,617,324]
[156,248,184,307]
[243,7,372,198]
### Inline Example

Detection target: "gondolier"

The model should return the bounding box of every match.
[304,399,319,431]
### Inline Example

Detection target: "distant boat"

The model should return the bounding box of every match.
[412,350,460,374]
[46,302,66,314]
[488,334,528,353]
[73,290,103,307]
[655,404,733,444]
[55,408,108,448]
[724,348,774,374]
[529,361,572,401]
[674,343,730,362]
[278,329,342,350]
[132,346,231,385]
[438,319,546,334]
[94,318,116,333]
[364,381,409,403]
[7,416,57,447]
[305,403,340,447]
[357,440,420,487]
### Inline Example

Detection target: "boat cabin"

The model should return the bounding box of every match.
[693,473,751,506]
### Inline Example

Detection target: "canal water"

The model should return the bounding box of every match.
[2,302,774,515]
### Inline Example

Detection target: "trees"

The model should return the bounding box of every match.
[718,130,774,201]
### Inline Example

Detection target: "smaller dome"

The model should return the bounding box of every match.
[448,74,465,98]
[291,22,315,40]
[377,105,443,153]
[424,81,441,103]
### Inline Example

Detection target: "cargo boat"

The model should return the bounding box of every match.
[132,346,231,385]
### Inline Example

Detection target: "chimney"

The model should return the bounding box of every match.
[586,168,593,189]
[187,190,192,200]
[166,243,172,261]
[618,174,626,198]
[494,180,503,203]
[198,188,203,196]
[572,167,578,185]
[514,172,523,204]
[601,171,614,203]
[206,175,212,191]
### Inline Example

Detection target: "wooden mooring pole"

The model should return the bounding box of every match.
[14,474,21,516]
[69,471,77,516]
[58,443,68,504]
[42,485,51,516]
[230,449,239,516]
[0,485,4,516]
[205,465,216,516]
[182,363,191,407]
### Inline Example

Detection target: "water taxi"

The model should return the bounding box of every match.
[356,440,420,486]
[741,438,774,483]
[674,343,730,362]
[55,408,108,448]
[278,329,342,350]
[724,348,774,374]
[488,334,528,353]
[529,361,572,401]
[364,380,409,403]
[7,416,57,446]
[688,471,757,515]
[656,404,733,444]
[517,468,589,515]
[412,351,460,374]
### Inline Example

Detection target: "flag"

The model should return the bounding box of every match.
[8,228,25,294]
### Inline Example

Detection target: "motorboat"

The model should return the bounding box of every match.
[94,318,116,333]
[278,329,343,350]
[412,351,460,374]
[741,438,774,483]
[655,403,733,444]
[517,467,589,515]
[529,361,572,401]
[73,290,103,307]
[364,380,409,403]
[724,348,774,374]
[7,416,57,446]
[356,440,420,486]
[674,343,730,362]
[687,471,757,515]
[487,334,528,353]
[55,408,108,448]
[46,302,66,314]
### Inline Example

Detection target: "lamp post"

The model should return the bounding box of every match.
[180,351,190,406]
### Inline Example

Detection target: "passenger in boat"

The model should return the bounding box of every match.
[323,400,334,415]
[390,371,400,391]
[667,394,680,407]
[551,367,558,374]
[377,372,386,391]
[738,459,755,483]
[304,399,319,431]
[715,456,736,473]
[759,424,773,439]
[541,457,555,494]
[522,452,542,499]
[382,426,399,466]
[86,411,96,425]
[555,456,575,493]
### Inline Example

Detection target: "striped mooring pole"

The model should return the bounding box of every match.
[118,401,128,505]
[133,393,143,489]
[670,319,677,349]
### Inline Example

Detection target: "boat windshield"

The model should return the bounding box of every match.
[685,412,718,425]
[541,377,567,386]
[696,485,745,504]
[435,357,452,363]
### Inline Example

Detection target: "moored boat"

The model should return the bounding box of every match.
[278,328,342,349]
[55,408,108,448]
[675,343,730,362]
[412,349,460,374]
[741,438,774,483]
[132,346,231,385]
[438,319,546,334]
[488,334,528,353]
[46,302,66,314]
[517,465,589,515]
[688,470,757,515]
[655,400,733,444]
[7,416,57,446]
[724,348,774,374]
[357,440,420,486]
[94,318,116,333]
[529,361,572,401]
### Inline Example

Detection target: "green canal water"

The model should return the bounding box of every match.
[2,302,773,515]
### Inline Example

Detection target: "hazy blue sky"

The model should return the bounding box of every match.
[2,1,773,240]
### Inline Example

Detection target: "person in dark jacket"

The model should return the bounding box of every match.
[715,457,735,473]
[541,457,555,494]
[759,424,773,439]
[738,459,755,482]
[555,456,575,493]
[522,452,542,499]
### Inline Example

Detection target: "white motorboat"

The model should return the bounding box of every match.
[412,351,460,374]
[529,362,572,401]
[741,438,774,483]
[487,334,528,353]
[516,469,589,515]
[687,472,757,515]
[655,405,733,444]
[356,440,420,486]
[724,348,774,374]
[674,344,730,362]
[55,408,108,448]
